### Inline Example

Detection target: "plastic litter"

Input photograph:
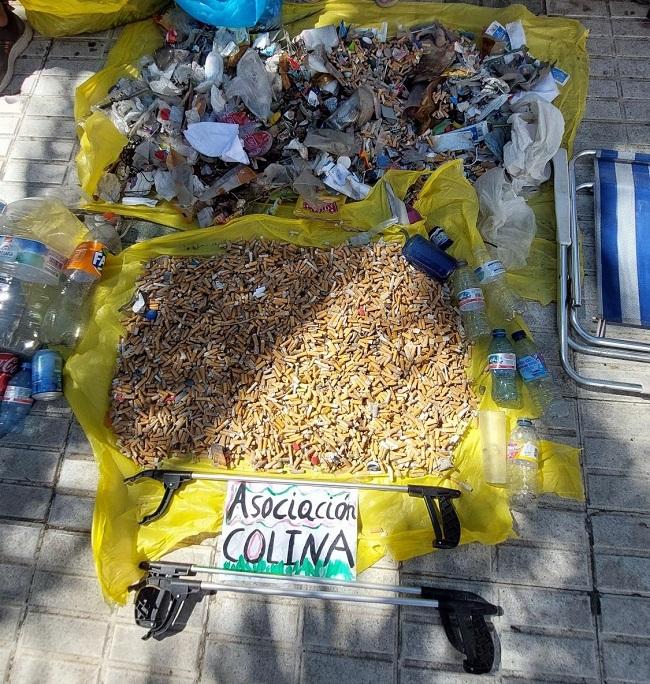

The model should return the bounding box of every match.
[474,166,536,270]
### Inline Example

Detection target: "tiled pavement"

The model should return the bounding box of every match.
[0,1,649,682]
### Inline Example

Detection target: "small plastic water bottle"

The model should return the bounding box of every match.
[449,260,491,343]
[473,246,525,321]
[507,418,540,509]
[488,329,521,408]
[512,330,568,419]
[0,362,34,438]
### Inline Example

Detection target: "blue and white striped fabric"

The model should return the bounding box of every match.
[595,149,650,327]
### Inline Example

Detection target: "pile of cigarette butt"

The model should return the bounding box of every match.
[110,240,476,476]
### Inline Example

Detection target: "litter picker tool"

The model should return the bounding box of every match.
[132,560,501,674]
[125,469,462,549]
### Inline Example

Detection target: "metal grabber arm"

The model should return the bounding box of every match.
[125,469,462,549]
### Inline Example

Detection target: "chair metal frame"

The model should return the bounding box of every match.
[554,148,650,396]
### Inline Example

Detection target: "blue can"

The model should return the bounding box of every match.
[31,349,63,401]
[402,234,458,283]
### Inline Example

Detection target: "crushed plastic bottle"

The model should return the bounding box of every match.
[0,198,85,357]
[449,260,491,343]
[0,361,33,438]
[512,329,567,418]
[507,418,540,509]
[42,214,122,348]
[488,329,521,409]
[473,245,525,321]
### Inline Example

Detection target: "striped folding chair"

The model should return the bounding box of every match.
[555,148,650,396]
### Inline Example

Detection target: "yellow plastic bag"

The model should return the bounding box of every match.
[65,160,583,603]
[73,2,588,305]
[21,0,167,38]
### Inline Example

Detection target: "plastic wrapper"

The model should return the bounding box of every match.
[224,48,273,121]
[474,167,537,270]
[503,94,566,193]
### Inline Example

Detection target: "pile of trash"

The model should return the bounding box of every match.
[93,8,568,228]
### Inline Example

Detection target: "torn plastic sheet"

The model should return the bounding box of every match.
[224,48,272,121]
[299,26,339,52]
[304,129,356,157]
[322,160,371,200]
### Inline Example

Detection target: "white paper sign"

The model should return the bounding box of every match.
[219,481,358,580]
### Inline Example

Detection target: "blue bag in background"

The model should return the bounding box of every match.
[175,0,282,28]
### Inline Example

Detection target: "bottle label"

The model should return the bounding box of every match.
[507,441,539,463]
[517,353,550,382]
[0,235,66,281]
[429,227,451,248]
[65,241,107,280]
[3,385,33,406]
[488,352,516,371]
[458,287,485,312]
[474,259,506,284]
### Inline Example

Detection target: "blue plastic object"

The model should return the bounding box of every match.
[176,0,282,29]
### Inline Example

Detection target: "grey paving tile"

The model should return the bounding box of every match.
[20,610,108,658]
[301,651,393,684]
[37,529,95,576]
[399,669,489,684]
[612,18,650,37]
[585,98,622,121]
[104,668,191,684]
[29,570,109,615]
[579,399,648,438]
[595,553,650,594]
[579,17,613,36]
[591,512,650,552]
[303,604,396,655]
[547,0,608,16]
[0,415,70,450]
[0,522,41,564]
[401,543,493,582]
[0,136,11,157]
[0,648,10,682]
[24,95,75,119]
[587,35,613,56]
[48,40,109,61]
[8,655,100,684]
[65,422,93,457]
[615,36,650,58]
[1,159,68,185]
[510,507,588,549]
[57,458,98,494]
[48,493,94,532]
[609,1,649,18]
[589,56,619,79]
[499,632,599,678]
[0,483,51,521]
[207,594,300,642]
[40,57,104,77]
[0,605,22,644]
[0,562,33,604]
[17,115,77,139]
[109,624,200,675]
[0,114,21,136]
[496,586,593,631]
[599,594,650,637]
[615,58,650,80]
[587,473,650,513]
[10,138,75,162]
[601,639,650,682]
[202,639,297,684]
[0,447,59,484]
[621,79,650,99]
[13,57,47,76]
[495,545,591,590]
[574,121,628,149]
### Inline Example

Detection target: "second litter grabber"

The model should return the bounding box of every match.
[125,469,463,549]
[133,560,501,674]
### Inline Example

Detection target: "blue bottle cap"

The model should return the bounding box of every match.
[491,329,506,337]
[512,330,527,342]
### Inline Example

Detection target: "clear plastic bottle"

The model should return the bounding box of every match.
[512,329,566,418]
[42,214,121,348]
[473,245,525,321]
[0,276,26,350]
[488,329,521,408]
[449,260,491,343]
[0,362,34,437]
[507,418,540,509]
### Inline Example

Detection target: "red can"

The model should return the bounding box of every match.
[0,352,20,399]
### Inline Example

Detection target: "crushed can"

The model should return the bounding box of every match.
[31,349,63,401]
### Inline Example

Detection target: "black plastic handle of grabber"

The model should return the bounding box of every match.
[124,469,194,524]
[407,485,462,549]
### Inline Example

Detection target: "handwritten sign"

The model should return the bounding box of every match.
[219,481,358,580]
